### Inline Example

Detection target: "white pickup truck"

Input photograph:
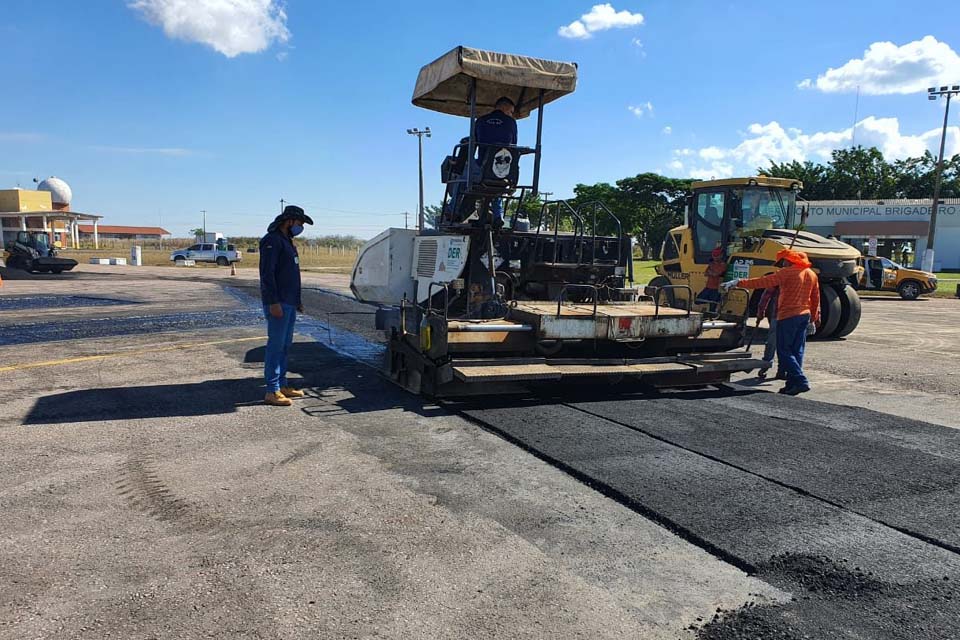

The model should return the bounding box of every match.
[170,243,242,266]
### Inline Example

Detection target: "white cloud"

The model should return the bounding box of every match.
[559,3,644,39]
[667,159,684,171]
[798,36,960,95]
[129,0,290,58]
[0,132,46,143]
[662,126,672,135]
[674,116,960,177]
[628,101,654,118]
[91,145,198,157]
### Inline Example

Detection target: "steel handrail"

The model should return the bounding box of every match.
[426,282,451,320]
[651,284,693,319]
[556,284,599,318]
[575,201,623,265]
[535,200,585,265]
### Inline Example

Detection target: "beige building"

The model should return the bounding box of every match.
[0,178,103,249]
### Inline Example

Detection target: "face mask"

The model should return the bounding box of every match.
[290,224,304,237]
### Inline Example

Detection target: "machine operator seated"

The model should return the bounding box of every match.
[443,96,524,222]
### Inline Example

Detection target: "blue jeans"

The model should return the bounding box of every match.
[263,303,297,393]
[763,314,778,365]
[776,313,810,389]
[763,298,778,366]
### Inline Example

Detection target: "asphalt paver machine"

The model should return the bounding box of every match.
[352,46,767,396]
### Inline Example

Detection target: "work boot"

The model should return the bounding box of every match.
[779,385,811,396]
[280,386,306,399]
[264,391,293,406]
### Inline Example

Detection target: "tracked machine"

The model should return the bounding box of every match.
[351,46,767,397]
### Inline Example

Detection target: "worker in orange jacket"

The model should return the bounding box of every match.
[722,249,820,395]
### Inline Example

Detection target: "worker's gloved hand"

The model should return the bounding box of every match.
[720,279,739,292]
[806,322,817,336]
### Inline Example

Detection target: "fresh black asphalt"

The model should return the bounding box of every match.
[299,286,960,638]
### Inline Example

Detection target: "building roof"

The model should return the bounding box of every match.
[77,225,170,235]
[4,210,102,220]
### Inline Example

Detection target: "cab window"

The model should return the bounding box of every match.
[201,244,214,251]
[661,233,680,260]
[737,188,790,232]
[694,192,725,258]
[187,244,201,251]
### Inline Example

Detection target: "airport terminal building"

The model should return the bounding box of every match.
[804,198,960,271]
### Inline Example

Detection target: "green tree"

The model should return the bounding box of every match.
[759,160,833,199]
[824,146,897,199]
[189,228,204,239]
[615,173,692,258]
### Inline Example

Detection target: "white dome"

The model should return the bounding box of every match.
[37,176,73,205]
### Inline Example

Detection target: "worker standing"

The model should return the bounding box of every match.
[259,205,314,406]
[697,248,727,310]
[722,249,820,395]
[755,286,780,381]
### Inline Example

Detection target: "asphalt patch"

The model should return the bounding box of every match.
[698,554,960,639]
[0,294,133,311]
[0,309,262,346]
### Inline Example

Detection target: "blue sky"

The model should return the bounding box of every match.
[2,1,959,238]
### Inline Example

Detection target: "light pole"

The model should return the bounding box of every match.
[407,127,431,230]
[923,84,959,272]
[201,209,207,242]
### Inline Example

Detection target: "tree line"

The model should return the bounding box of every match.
[566,146,960,258]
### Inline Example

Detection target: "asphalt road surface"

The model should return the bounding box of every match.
[2,264,960,639]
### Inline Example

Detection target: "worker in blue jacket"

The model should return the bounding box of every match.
[259,205,313,406]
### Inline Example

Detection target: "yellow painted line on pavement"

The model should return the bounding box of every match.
[0,336,265,373]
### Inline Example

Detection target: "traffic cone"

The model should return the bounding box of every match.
[230,263,237,276]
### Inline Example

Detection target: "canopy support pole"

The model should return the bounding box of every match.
[466,77,477,190]
[532,89,544,197]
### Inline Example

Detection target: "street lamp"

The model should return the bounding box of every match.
[922,84,960,272]
[407,127,431,230]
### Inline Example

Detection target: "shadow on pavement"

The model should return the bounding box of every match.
[0,267,81,282]
[23,378,265,425]
[244,342,445,417]
[23,340,441,425]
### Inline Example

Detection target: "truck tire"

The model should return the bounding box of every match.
[648,276,676,308]
[897,280,921,300]
[834,284,861,338]
[216,256,229,266]
[174,255,185,263]
[814,284,842,339]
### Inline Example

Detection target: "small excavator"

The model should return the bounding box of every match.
[4,231,77,274]
[351,46,768,397]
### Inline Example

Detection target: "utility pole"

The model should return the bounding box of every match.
[201,210,206,242]
[280,198,286,214]
[923,84,959,273]
[404,211,410,229]
[407,127,431,230]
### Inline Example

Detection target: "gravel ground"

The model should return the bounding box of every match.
[0,267,779,640]
[4,264,960,639]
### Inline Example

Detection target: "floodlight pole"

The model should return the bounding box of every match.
[923,85,959,272]
[407,127,431,230]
